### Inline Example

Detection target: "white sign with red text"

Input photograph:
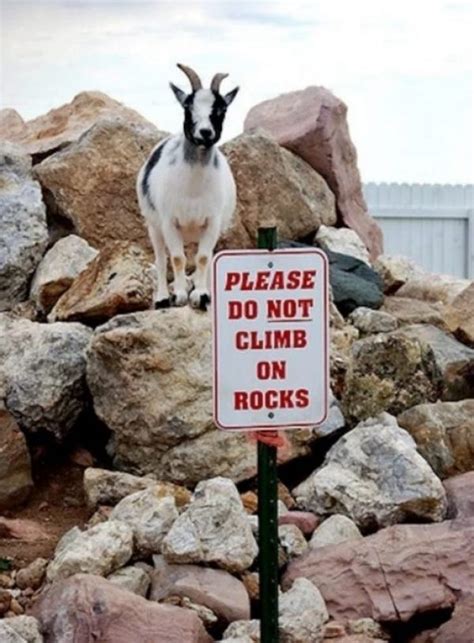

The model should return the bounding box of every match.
[212,249,329,431]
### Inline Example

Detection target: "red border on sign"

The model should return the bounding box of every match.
[212,248,329,431]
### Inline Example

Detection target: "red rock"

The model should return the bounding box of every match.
[283,519,474,623]
[244,87,383,260]
[430,596,474,642]
[32,573,212,643]
[443,472,474,520]
[0,404,33,510]
[0,518,50,542]
[278,511,319,535]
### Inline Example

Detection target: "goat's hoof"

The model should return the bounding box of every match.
[190,289,211,311]
[171,290,188,307]
[154,298,171,309]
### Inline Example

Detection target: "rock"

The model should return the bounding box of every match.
[34,116,167,251]
[241,491,258,514]
[348,618,388,640]
[0,403,33,510]
[177,597,218,627]
[316,225,371,265]
[279,524,308,559]
[151,556,250,623]
[284,518,474,623]
[381,296,447,329]
[313,392,346,440]
[47,521,134,581]
[241,572,259,602]
[0,518,50,542]
[220,132,336,249]
[1,616,43,642]
[110,487,178,556]
[1,91,150,160]
[0,315,92,440]
[0,588,12,616]
[162,477,258,573]
[397,273,471,305]
[443,282,474,347]
[244,87,383,260]
[310,515,362,549]
[294,413,447,530]
[342,330,439,423]
[278,511,319,535]
[30,235,98,313]
[348,307,397,334]
[443,472,474,519]
[223,621,260,641]
[279,577,329,642]
[0,622,24,642]
[399,324,474,401]
[429,595,474,642]
[0,143,48,311]
[398,400,474,478]
[32,573,212,642]
[0,109,27,141]
[15,558,48,591]
[373,255,420,294]
[107,566,151,597]
[49,241,154,324]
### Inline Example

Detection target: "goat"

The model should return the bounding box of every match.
[136,63,239,310]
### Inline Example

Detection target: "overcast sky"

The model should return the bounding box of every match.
[0,0,472,183]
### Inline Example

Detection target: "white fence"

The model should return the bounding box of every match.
[363,183,474,279]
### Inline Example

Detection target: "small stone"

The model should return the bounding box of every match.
[0,573,14,588]
[9,598,24,615]
[15,558,48,590]
[323,621,347,638]
[349,618,389,639]
[180,597,218,627]
[223,620,260,641]
[349,307,397,334]
[278,511,319,536]
[107,566,151,597]
[241,572,259,602]
[310,515,363,549]
[278,482,296,510]
[0,588,12,615]
[241,491,258,514]
[279,524,308,559]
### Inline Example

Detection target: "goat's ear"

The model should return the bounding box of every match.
[169,82,187,107]
[223,86,239,106]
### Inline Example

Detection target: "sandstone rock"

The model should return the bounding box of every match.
[316,225,370,265]
[278,511,319,535]
[220,132,336,249]
[373,255,420,294]
[443,472,474,519]
[381,296,447,329]
[0,109,27,141]
[241,491,258,514]
[32,573,212,642]
[294,413,447,530]
[15,558,48,591]
[342,330,439,423]
[310,515,362,549]
[34,116,167,250]
[0,315,92,440]
[223,621,260,641]
[151,556,250,623]
[283,519,474,623]
[162,477,258,573]
[1,616,43,643]
[49,241,154,324]
[279,577,329,642]
[279,524,308,560]
[1,91,149,160]
[0,403,33,510]
[398,400,474,478]
[30,235,98,313]
[0,143,48,311]
[47,521,133,581]
[0,518,50,542]
[429,595,474,642]
[443,282,474,347]
[349,307,397,334]
[244,87,383,259]
[313,392,346,440]
[397,273,471,305]
[110,487,178,556]
[107,565,151,597]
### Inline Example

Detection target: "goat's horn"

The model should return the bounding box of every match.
[176,63,202,91]
[210,72,229,93]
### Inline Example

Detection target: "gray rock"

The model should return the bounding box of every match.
[0,143,48,311]
[310,514,362,549]
[279,577,328,642]
[84,467,157,508]
[313,391,345,439]
[316,225,370,265]
[0,622,27,642]
[0,616,43,642]
[107,565,151,597]
[294,413,447,529]
[349,307,398,334]
[0,315,92,440]
[162,477,258,573]
[279,524,308,560]
[223,621,260,641]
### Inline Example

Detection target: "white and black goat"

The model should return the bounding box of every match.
[137,63,239,310]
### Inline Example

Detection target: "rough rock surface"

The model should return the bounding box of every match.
[162,477,258,573]
[49,241,154,324]
[310,515,362,549]
[278,511,319,535]
[0,315,92,440]
[107,566,151,597]
[381,296,446,329]
[30,235,98,313]
[110,487,178,556]
[349,307,397,334]
[316,225,370,265]
[15,558,48,591]
[34,116,167,250]
[0,403,33,510]
[0,616,43,642]
[428,596,474,642]
[220,132,336,249]
[398,400,474,478]
[283,518,474,623]
[397,273,471,305]
[0,109,26,141]
[151,556,250,623]
[0,143,48,311]
[279,577,329,642]
[443,282,474,347]
[278,524,308,560]
[443,472,474,519]
[47,521,134,581]
[373,255,420,294]
[244,87,383,259]
[32,573,212,642]
[294,413,447,529]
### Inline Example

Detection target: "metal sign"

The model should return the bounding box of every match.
[212,248,329,431]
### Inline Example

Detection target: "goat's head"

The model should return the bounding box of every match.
[170,63,239,148]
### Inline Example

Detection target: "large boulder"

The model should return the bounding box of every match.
[443,282,474,347]
[244,87,383,259]
[0,315,92,440]
[32,573,212,642]
[398,400,474,479]
[294,413,447,530]
[0,402,33,510]
[220,132,336,248]
[49,241,154,324]
[0,143,48,311]
[397,273,471,305]
[283,519,474,623]
[34,116,168,251]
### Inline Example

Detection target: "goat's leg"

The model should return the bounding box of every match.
[189,220,219,310]
[147,224,171,308]
[162,222,188,306]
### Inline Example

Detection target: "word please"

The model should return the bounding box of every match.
[225,270,316,291]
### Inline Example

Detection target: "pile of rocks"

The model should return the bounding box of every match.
[1,88,473,642]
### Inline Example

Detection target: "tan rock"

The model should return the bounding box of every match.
[443,282,474,347]
[381,296,447,329]
[244,87,383,259]
[49,241,154,324]
[316,225,371,265]
[397,272,471,305]
[373,255,420,294]
[241,491,258,514]
[0,109,27,141]
[35,116,168,251]
[310,515,362,549]
[220,132,336,249]
[15,558,48,591]
[0,403,33,510]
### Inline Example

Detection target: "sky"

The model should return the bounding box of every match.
[0,0,473,184]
